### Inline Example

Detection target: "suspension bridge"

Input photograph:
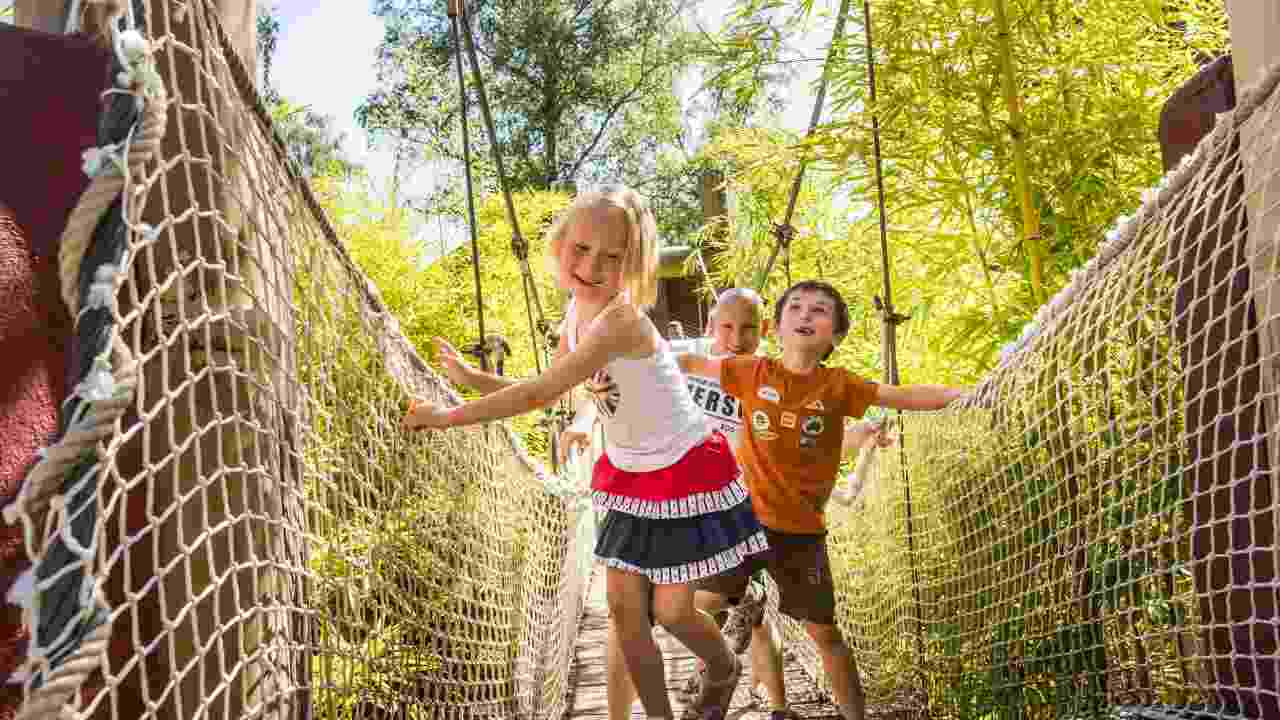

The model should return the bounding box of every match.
[0,2,1277,719]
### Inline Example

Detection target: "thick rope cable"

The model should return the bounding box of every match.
[755,0,853,292]
[4,5,167,717]
[454,1,549,369]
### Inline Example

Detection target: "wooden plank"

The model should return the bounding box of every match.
[563,570,845,720]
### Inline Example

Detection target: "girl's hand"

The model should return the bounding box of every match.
[558,429,592,464]
[403,398,452,431]
[434,338,474,386]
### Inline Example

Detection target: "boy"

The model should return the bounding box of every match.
[684,280,965,720]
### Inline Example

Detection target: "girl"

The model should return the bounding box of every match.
[404,186,766,720]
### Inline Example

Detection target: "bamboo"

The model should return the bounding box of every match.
[991,0,1045,304]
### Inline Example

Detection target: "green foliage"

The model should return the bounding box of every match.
[318,177,573,457]
[295,218,577,716]
[359,0,695,195]
[702,0,1227,383]
[256,3,359,179]
[256,2,281,96]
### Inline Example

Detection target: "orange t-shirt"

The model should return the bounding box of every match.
[721,356,879,533]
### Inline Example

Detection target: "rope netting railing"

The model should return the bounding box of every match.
[778,60,1280,720]
[6,1,594,718]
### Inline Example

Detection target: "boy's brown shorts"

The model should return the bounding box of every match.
[697,526,836,625]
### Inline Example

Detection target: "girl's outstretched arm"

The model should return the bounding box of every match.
[433,337,517,394]
[406,306,643,430]
[831,420,894,507]
[435,331,571,395]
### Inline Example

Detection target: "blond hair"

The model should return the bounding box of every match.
[709,287,766,321]
[547,185,660,309]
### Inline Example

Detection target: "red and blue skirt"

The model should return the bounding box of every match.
[591,431,768,584]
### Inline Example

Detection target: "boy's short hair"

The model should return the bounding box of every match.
[774,280,851,361]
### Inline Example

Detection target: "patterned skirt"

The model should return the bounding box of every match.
[592,431,768,584]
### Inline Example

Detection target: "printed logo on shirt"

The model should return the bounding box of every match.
[780,411,797,429]
[686,375,743,443]
[751,410,778,440]
[586,370,620,417]
[801,415,826,437]
[757,386,781,403]
[805,399,825,411]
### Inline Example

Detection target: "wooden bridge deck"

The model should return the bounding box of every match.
[564,571,843,720]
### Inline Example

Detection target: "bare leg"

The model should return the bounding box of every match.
[607,617,641,720]
[607,568,673,719]
[694,589,731,615]
[652,583,736,683]
[750,620,787,710]
[805,622,865,720]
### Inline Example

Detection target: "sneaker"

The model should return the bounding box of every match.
[679,668,702,699]
[723,580,767,654]
[681,655,742,719]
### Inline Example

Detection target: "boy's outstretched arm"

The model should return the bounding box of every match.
[874,383,966,411]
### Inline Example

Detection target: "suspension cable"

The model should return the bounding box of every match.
[859,0,923,673]
[455,1,550,375]
[447,0,489,372]
[861,0,904,385]
[756,0,853,292]
[452,0,572,470]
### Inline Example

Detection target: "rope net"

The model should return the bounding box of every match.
[11,1,1280,719]
[787,62,1280,719]
[7,2,592,718]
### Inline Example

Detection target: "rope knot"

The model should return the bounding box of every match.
[771,222,797,247]
[510,233,529,261]
[81,144,124,178]
[873,295,911,326]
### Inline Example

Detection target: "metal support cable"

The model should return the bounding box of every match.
[757,0,854,291]
[448,0,489,372]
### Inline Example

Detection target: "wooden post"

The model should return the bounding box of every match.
[1226,0,1280,536]
[1224,6,1280,713]
[1160,6,1280,712]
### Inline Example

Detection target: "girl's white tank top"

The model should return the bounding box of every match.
[566,295,709,472]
